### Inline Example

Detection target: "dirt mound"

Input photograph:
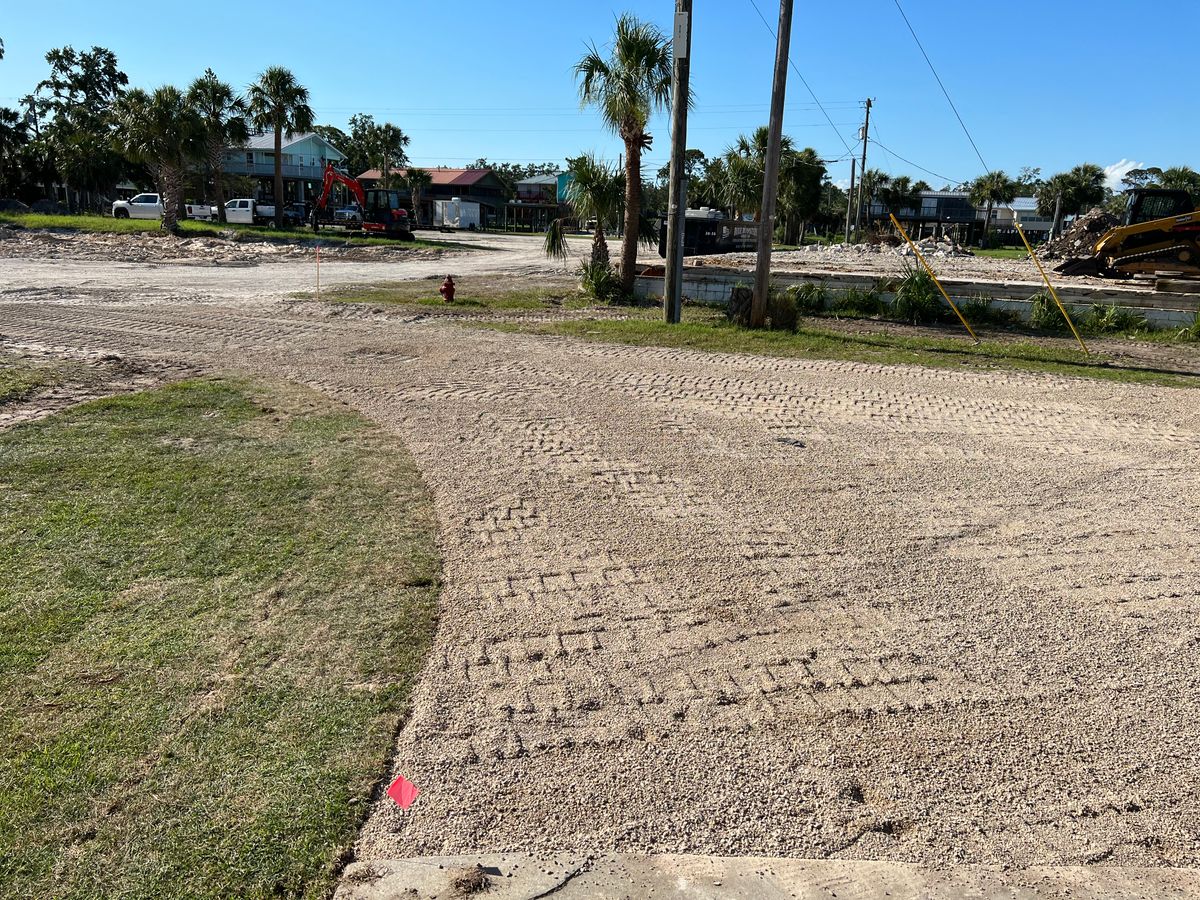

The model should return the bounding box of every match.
[1038,207,1117,261]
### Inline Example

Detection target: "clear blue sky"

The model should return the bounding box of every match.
[1,1,1196,190]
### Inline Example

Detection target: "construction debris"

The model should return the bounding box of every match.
[799,237,975,259]
[0,225,446,265]
[1038,207,1118,260]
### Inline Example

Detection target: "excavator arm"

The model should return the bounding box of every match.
[313,163,366,219]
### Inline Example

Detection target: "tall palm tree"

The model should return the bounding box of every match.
[112,86,202,232]
[405,167,432,226]
[187,69,248,223]
[565,153,623,268]
[246,66,313,228]
[969,170,1017,246]
[576,14,672,291]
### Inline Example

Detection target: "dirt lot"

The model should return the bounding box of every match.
[2,236,1199,886]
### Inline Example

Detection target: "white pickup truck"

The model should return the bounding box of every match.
[224,198,304,229]
[112,193,217,221]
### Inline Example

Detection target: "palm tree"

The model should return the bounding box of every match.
[726,126,796,221]
[112,86,202,232]
[246,67,313,228]
[187,69,248,224]
[406,167,432,226]
[968,170,1017,246]
[565,153,623,268]
[576,14,672,291]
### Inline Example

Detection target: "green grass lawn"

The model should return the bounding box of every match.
[975,247,1031,260]
[479,309,1200,389]
[0,211,454,250]
[0,378,440,899]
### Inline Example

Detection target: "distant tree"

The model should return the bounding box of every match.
[1035,163,1107,234]
[247,66,313,227]
[113,86,203,232]
[311,124,350,159]
[187,69,248,223]
[656,149,707,183]
[564,153,623,268]
[405,166,432,225]
[1016,166,1042,191]
[0,106,28,196]
[968,170,1017,244]
[857,168,891,223]
[1158,166,1200,207]
[576,13,672,290]
[1121,166,1162,190]
[470,159,562,198]
[815,179,848,234]
[778,147,826,244]
[34,45,129,210]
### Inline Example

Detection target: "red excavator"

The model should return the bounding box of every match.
[311,163,413,241]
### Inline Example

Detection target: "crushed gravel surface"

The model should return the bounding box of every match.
[2,249,1199,878]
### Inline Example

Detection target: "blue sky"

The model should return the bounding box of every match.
[1,1,1196,190]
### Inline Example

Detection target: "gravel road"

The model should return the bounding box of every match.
[3,251,1199,877]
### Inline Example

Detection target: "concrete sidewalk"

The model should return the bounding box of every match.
[336,853,1200,899]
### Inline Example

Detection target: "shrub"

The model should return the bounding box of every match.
[767,290,799,332]
[1082,303,1148,335]
[890,262,943,324]
[788,282,828,315]
[578,262,626,304]
[1028,291,1069,331]
[727,284,753,325]
[1176,311,1200,342]
[960,293,1021,328]
[830,285,886,318]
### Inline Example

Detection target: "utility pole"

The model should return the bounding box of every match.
[1052,192,1063,240]
[663,0,693,325]
[751,0,794,328]
[853,98,872,232]
[843,158,856,244]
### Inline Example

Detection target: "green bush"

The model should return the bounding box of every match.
[830,285,886,318]
[578,262,626,304]
[788,282,828,315]
[1176,311,1200,342]
[960,294,1021,328]
[1028,291,1069,331]
[1082,303,1148,335]
[767,290,799,332]
[890,262,943,324]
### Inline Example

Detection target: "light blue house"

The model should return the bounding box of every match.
[224,132,348,204]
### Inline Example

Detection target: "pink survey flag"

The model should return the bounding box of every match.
[387,774,420,810]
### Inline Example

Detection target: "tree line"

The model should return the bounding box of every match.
[0,43,419,229]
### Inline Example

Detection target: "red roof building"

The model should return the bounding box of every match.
[357,167,508,226]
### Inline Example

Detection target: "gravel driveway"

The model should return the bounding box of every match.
[2,254,1199,875]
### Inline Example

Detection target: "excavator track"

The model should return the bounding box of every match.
[1105,239,1200,278]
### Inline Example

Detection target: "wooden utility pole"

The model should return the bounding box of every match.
[750,0,794,328]
[844,158,856,244]
[853,98,872,232]
[663,0,693,325]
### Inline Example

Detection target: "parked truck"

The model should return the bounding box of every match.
[223,198,304,229]
[112,193,217,221]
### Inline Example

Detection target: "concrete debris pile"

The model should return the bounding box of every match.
[0,225,445,265]
[801,237,974,259]
[1037,207,1117,260]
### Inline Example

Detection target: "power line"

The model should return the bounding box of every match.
[867,137,962,186]
[891,0,989,174]
[745,0,856,156]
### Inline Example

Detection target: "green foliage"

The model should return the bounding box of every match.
[767,290,799,332]
[891,262,943,324]
[960,294,1021,327]
[543,217,568,261]
[578,261,625,303]
[1082,303,1148,335]
[830,285,886,318]
[1028,291,1071,331]
[789,282,828,315]
[1176,311,1200,342]
[1035,164,1107,219]
[347,113,409,186]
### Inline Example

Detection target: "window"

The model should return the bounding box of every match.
[225,199,237,209]
[245,152,253,165]
[132,194,155,204]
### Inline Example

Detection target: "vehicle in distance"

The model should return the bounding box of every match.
[112,193,217,220]
[223,198,305,229]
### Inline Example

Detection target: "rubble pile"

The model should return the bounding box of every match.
[800,237,975,259]
[0,225,446,265]
[1037,207,1117,260]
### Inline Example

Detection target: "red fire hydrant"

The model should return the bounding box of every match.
[439,275,456,303]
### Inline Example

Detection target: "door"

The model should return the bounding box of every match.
[129,194,162,219]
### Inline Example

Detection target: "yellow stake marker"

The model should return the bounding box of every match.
[1015,223,1089,356]
[888,213,978,343]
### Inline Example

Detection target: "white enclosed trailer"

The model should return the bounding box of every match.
[433,198,481,230]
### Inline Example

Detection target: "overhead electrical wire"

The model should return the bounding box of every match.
[891,0,990,174]
[745,0,856,156]
[867,138,962,186]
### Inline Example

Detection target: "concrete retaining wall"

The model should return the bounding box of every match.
[633,266,1200,329]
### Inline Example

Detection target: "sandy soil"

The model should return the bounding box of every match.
[1,248,1198,880]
